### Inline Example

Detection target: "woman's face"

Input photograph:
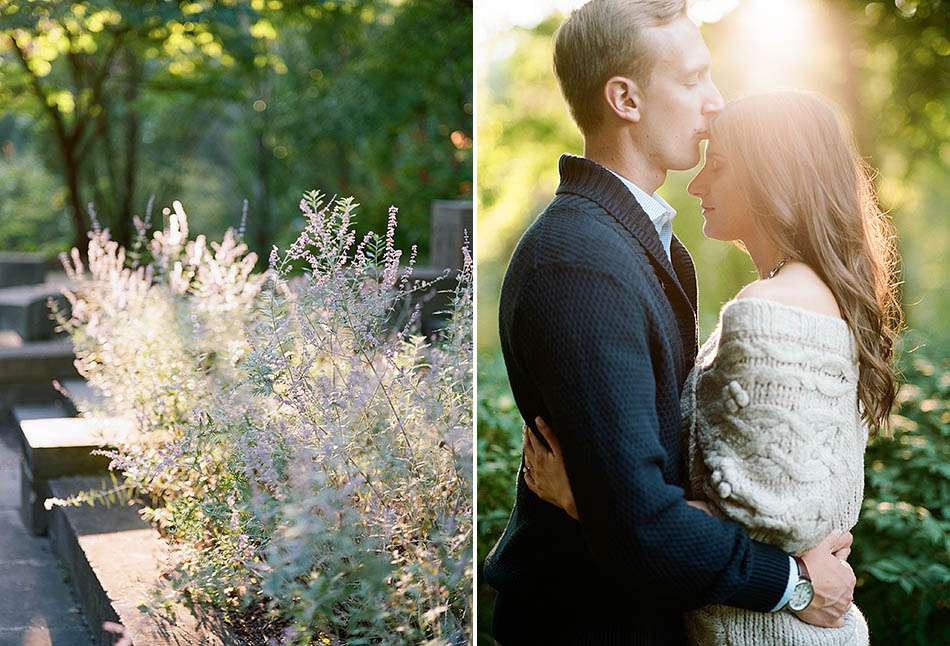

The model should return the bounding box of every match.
[687,139,751,241]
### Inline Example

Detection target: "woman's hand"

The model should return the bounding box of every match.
[522,416,579,520]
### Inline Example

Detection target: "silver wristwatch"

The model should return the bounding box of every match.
[786,556,815,613]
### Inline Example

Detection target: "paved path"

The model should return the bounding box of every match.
[0,416,91,646]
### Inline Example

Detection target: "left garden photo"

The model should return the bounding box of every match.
[0,1,472,643]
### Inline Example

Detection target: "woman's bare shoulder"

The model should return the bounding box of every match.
[735,262,842,318]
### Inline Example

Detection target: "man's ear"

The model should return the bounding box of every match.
[603,76,642,124]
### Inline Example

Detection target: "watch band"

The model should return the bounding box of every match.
[794,556,811,582]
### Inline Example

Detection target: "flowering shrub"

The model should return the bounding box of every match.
[57,192,473,644]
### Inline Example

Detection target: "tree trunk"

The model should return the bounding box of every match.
[253,128,272,258]
[63,142,88,254]
[117,51,142,248]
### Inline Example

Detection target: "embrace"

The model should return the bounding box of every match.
[483,1,902,644]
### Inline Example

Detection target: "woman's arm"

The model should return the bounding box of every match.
[694,299,863,555]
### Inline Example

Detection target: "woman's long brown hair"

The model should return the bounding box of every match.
[712,91,903,431]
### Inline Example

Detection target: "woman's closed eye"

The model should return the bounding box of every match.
[706,155,724,172]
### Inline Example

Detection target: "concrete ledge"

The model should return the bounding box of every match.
[47,477,240,645]
[0,339,78,411]
[0,251,46,289]
[17,414,130,536]
[410,267,459,337]
[19,416,129,479]
[0,338,77,385]
[0,282,69,341]
[60,379,107,417]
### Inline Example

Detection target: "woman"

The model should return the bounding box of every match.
[521,91,902,645]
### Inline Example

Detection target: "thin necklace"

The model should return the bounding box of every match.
[766,257,790,279]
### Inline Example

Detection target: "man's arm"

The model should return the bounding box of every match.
[514,263,789,611]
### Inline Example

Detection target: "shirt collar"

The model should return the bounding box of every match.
[607,169,677,231]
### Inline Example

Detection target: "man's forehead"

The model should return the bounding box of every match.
[683,44,712,73]
[648,18,711,72]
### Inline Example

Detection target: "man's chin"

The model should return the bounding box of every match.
[669,152,702,171]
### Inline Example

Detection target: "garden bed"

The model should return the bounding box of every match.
[47,476,242,646]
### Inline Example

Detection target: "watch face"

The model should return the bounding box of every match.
[789,580,815,612]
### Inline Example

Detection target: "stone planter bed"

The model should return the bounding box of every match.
[16,408,241,645]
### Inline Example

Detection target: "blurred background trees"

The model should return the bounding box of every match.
[0,0,473,261]
[477,0,948,643]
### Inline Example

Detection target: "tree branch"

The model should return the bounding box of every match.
[10,34,70,150]
[71,26,130,156]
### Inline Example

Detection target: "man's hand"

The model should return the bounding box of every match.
[796,532,856,628]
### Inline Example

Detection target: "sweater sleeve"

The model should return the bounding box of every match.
[692,301,866,555]
[513,264,790,612]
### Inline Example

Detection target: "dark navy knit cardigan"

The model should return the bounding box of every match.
[484,155,790,645]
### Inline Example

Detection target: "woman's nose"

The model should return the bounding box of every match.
[688,174,705,198]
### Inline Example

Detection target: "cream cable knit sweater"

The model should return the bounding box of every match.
[682,298,869,645]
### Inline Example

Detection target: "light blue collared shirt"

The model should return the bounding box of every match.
[607,170,676,261]
[774,556,798,611]
[609,168,798,612]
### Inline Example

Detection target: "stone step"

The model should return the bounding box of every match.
[47,476,238,645]
[17,415,132,536]
[0,510,92,645]
[430,199,473,272]
[409,266,460,337]
[0,338,76,383]
[59,379,107,417]
[12,403,72,423]
[0,412,92,645]
[0,251,47,289]
[18,416,132,478]
[0,282,70,341]
[0,329,22,347]
[0,339,78,410]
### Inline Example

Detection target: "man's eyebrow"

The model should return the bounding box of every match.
[684,62,710,76]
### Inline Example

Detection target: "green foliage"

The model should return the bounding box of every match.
[838,1,950,351]
[851,340,950,644]
[0,0,258,248]
[475,16,580,349]
[476,352,521,564]
[0,0,473,263]
[842,0,950,171]
[0,143,71,255]
[475,351,520,641]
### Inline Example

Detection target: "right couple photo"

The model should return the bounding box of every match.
[476,0,948,644]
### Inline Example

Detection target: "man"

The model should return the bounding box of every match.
[483,1,856,643]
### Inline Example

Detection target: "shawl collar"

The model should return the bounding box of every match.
[555,154,698,366]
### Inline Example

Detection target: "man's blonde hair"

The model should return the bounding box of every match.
[554,0,688,134]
